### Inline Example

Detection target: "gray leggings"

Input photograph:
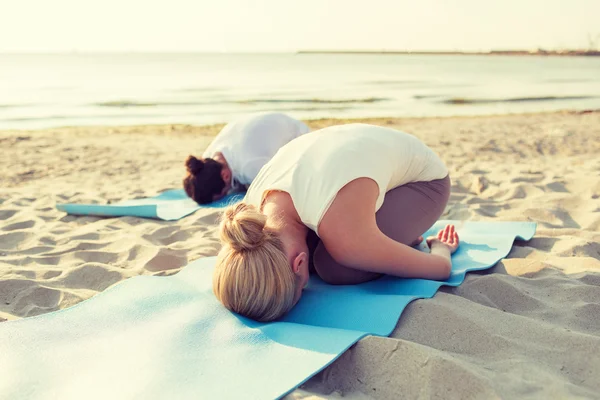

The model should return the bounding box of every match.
[309,175,451,285]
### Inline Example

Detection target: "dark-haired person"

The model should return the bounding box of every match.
[213,123,457,322]
[183,112,310,204]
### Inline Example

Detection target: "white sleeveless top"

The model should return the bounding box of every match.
[203,112,310,187]
[244,123,448,236]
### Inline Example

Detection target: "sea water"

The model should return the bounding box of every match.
[1,53,599,129]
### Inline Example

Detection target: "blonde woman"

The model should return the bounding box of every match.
[214,123,459,322]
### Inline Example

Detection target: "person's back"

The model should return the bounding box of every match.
[203,112,310,186]
[184,112,309,204]
[244,123,448,233]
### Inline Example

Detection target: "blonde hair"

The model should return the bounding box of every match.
[213,203,297,322]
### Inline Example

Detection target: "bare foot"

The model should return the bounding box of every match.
[409,236,424,246]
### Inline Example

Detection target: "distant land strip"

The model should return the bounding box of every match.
[297,49,600,57]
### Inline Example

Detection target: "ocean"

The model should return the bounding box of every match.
[1,53,599,130]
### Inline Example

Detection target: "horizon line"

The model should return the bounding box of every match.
[1,47,597,55]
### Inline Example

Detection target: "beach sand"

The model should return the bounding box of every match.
[1,110,599,399]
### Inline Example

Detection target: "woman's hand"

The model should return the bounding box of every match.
[427,224,460,254]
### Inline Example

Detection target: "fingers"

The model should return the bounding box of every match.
[440,224,454,242]
[449,232,458,246]
[436,225,458,245]
[438,225,447,239]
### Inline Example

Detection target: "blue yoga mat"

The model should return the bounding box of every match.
[0,220,535,400]
[56,189,244,221]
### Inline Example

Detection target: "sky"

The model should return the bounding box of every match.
[0,0,598,53]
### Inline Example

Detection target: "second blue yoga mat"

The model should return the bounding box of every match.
[56,189,244,220]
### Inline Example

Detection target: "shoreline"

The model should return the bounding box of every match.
[2,108,598,135]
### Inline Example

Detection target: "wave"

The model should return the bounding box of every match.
[94,100,220,108]
[414,94,442,99]
[95,101,161,108]
[256,106,353,112]
[93,97,388,108]
[237,97,388,105]
[441,95,594,105]
[0,115,71,122]
[0,113,171,122]
[168,87,224,93]
[366,80,427,85]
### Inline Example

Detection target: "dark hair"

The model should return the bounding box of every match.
[183,155,225,204]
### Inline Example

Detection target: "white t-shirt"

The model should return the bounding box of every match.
[203,112,310,188]
[244,123,448,236]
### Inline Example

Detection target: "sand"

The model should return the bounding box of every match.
[1,110,599,399]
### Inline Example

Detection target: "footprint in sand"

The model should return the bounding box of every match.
[59,263,125,292]
[142,225,194,246]
[1,220,36,231]
[144,248,188,272]
[0,279,62,318]
[0,231,36,250]
[0,209,18,220]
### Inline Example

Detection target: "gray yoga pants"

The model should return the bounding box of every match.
[310,175,451,285]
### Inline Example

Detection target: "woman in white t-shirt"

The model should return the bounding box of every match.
[183,112,310,204]
[213,123,459,322]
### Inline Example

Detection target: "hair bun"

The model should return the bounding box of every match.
[185,155,204,175]
[220,203,267,252]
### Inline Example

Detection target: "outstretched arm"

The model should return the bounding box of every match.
[318,178,456,281]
